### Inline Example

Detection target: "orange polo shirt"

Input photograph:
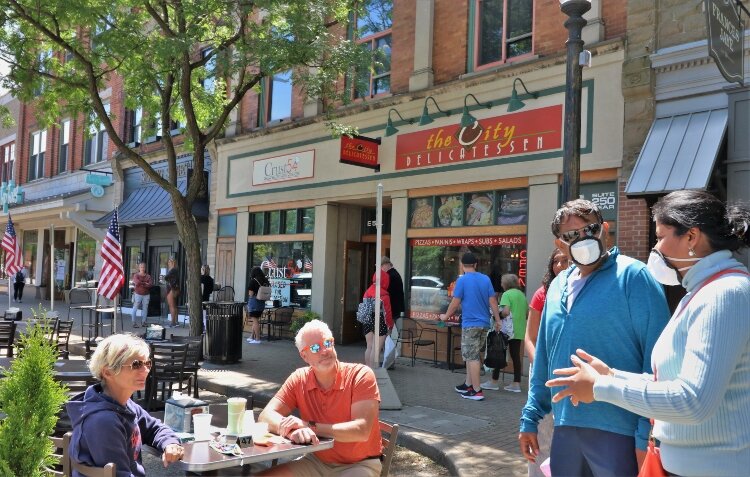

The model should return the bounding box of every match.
[274,362,382,464]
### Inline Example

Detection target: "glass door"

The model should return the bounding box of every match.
[341,241,365,344]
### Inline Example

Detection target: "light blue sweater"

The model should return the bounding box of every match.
[520,247,671,449]
[594,250,750,477]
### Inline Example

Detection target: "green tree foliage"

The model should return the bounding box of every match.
[0,309,68,477]
[0,0,370,335]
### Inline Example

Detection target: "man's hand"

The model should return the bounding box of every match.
[519,432,540,462]
[277,415,306,438]
[493,319,501,332]
[161,444,184,467]
[288,426,320,445]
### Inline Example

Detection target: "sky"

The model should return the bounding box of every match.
[0,59,8,96]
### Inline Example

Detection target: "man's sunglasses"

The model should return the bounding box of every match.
[559,222,602,243]
[306,338,335,354]
[125,359,152,370]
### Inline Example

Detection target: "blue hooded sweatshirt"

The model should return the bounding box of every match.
[520,247,671,450]
[66,384,179,477]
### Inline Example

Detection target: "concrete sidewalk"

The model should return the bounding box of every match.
[3,298,529,477]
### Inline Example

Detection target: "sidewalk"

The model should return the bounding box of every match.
[3,298,529,477]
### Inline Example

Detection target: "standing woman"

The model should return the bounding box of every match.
[164,257,180,327]
[362,270,393,368]
[246,266,269,344]
[67,334,183,476]
[547,190,750,477]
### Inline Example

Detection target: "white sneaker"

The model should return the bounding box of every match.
[249,339,262,344]
[504,382,522,393]
[481,380,500,391]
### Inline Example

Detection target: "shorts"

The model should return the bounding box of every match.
[281,453,381,477]
[361,314,389,336]
[461,327,488,362]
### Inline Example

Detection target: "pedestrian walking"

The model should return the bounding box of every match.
[130,262,153,328]
[381,256,405,320]
[13,264,27,303]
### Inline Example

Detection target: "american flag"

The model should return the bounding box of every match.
[303,256,313,272]
[1,214,22,277]
[98,209,124,300]
[261,256,277,269]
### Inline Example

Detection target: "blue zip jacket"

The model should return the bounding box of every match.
[520,247,670,449]
[67,384,179,477]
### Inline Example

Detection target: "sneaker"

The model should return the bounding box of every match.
[481,380,500,391]
[249,339,262,344]
[454,383,472,394]
[461,388,485,401]
[504,383,522,393]
[133,323,140,328]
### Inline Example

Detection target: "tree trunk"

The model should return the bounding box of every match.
[172,195,204,337]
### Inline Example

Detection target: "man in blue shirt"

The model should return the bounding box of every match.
[519,199,670,476]
[440,252,501,401]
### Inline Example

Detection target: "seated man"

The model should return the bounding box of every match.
[258,319,383,476]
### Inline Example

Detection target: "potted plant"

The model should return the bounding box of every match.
[0,309,68,476]
[289,310,320,336]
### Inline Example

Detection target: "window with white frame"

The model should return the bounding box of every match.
[84,104,110,165]
[127,107,142,145]
[2,142,15,183]
[473,0,533,68]
[29,130,47,181]
[58,119,70,174]
[201,47,216,93]
[354,0,392,99]
[265,70,292,124]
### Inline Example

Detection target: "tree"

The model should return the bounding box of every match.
[0,0,370,335]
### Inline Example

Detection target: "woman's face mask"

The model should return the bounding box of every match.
[559,222,605,266]
[646,249,701,286]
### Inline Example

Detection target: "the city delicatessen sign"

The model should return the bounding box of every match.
[395,105,563,170]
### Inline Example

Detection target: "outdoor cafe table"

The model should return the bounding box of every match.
[178,436,334,473]
[0,357,91,377]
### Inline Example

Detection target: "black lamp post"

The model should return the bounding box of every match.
[559,0,591,202]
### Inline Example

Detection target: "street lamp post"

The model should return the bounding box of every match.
[559,0,591,202]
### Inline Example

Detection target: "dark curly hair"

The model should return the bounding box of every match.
[542,248,565,292]
[652,190,750,252]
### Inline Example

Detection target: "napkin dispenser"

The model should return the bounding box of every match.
[164,392,208,433]
[145,324,165,340]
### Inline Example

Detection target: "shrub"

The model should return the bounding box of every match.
[289,310,321,336]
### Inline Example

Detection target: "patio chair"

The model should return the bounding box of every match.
[145,342,189,411]
[55,320,74,359]
[0,321,16,358]
[48,432,71,477]
[70,459,116,477]
[379,421,400,477]
[270,307,294,340]
[170,334,203,398]
[68,287,94,333]
[403,317,437,367]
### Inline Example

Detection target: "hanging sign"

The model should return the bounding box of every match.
[339,135,381,171]
[705,0,745,85]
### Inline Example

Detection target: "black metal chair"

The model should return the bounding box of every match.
[68,288,94,335]
[55,320,74,359]
[170,334,203,398]
[145,342,189,411]
[215,286,235,302]
[270,307,295,340]
[403,317,438,366]
[0,321,16,357]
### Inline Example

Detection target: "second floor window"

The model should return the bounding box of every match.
[84,104,110,165]
[29,130,47,181]
[127,108,142,145]
[354,0,392,99]
[201,48,216,93]
[58,119,70,174]
[266,70,292,124]
[474,0,533,68]
[2,142,15,183]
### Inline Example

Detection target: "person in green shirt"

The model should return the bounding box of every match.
[482,273,528,392]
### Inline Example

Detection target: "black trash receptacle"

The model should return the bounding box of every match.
[204,302,244,364]
[147,286,162,318]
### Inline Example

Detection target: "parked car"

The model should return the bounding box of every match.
[409,276,450,311]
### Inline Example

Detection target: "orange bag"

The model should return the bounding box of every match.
[638,438,667,477]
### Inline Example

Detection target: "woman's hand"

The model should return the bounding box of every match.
[574,349,612,376]
[161,444,184,467]
[545,353,600,405]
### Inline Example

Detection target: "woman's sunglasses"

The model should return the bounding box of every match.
[559,222,602,243]
[306,338,335,354]
[125,359,152,370]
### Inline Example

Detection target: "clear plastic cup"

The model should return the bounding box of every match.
[193,413,213,441]
[242,409,255,434]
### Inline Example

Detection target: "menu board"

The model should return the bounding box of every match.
[409,197,434,228]
[497,189,529,225]
[436,195,464,227]
[465,192,494,226]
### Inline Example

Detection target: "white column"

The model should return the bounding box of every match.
[234,209,250,295]
[408,0,435,92]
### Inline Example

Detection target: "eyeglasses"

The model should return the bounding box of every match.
[559,222,602,243]
[124,359,152,370]
[306,338,334,354]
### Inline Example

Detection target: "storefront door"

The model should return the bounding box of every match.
[216,242,235,290]
[341,241,365,344]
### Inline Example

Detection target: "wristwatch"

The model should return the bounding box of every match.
[307,420,317,432]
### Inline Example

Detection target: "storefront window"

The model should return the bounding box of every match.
[283,210,297,234]
[218,214,237,237]
[23,230,37,283]
[408,236,526,322]
[409,188,529,228]
[75,229,97,287]
[301,208,315,233]
[249,241,314,309]
[267,211,281,234]
[251,212,265,235]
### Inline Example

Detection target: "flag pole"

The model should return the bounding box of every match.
[374,183,383,367]
[50,224,55,312]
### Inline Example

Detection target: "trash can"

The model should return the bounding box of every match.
[147,285,162,318]
[203,302,244,364]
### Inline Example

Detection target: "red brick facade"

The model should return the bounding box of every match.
[616,179,651,263]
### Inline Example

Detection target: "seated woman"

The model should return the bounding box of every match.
[67,334,184,477]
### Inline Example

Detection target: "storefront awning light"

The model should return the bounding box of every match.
[418,96,452,126]
[507,78,539,113]
[384,108,413,137]
[460,94,492,128]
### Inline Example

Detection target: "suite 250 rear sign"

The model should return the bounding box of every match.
[395,105,563,170]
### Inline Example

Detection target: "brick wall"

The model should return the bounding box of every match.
[432,0,468,84]
[390,0,415,94]
[603,0,626,39]
[616,179,651,262]
[533,0,569,57]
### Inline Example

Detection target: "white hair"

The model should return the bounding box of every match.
[89,333,150,381]
[295,319,332,351]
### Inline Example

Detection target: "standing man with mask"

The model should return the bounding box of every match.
[381,257,405,321]
[519,199,670,476]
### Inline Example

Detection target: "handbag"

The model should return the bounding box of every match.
[484,330,508,369]
[254,278,272,301]
[638,433,667,477]
[382,335,397,368]
[247,296,265,313]
[356,298,375,324]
